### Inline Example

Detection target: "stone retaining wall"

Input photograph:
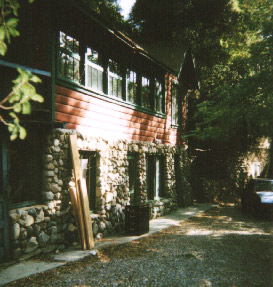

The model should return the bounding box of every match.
[9,129,191,260]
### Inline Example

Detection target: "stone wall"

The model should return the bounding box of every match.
[9,128,192,260]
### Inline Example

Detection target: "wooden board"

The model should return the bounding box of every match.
[78,178,94,249]
[69,134,94,250]
[69,135,87,250]
[68,185,86,250]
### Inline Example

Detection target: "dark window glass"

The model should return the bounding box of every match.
[58,32,81,83]
[8,128,42,207]
[127,70,137,104]
[109,59,123,98]
[146,155,165,200]
[85,47,103,92]
[141,76,151,109]
[128,154,136,205]
[155,79,164,113]
[172,83,179,125]
[80,152,97,210]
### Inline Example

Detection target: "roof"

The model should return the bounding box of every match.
[139,40,188,76]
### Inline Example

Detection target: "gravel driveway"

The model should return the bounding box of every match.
[6,205,273,287]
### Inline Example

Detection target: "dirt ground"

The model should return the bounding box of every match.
[5,205,273,287]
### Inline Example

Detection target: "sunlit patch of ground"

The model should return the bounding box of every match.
[6,205,273,287]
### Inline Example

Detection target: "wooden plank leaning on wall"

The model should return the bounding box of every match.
[69,134,94,250]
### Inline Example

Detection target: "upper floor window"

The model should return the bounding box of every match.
[154,79,164,113]
[57,31,166,116]
[141,76,151,109]
[172,83,179,126]
[109,59,123,99]
[59,32,81,83]
[85,47,103,92]
[127,70,137,104]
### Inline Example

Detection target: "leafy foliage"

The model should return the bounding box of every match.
[0,0,43,140]
[131,0,273,145]
[78,0,130,32]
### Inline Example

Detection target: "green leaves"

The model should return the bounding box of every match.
[1,68,44,140]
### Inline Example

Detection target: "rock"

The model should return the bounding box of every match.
[38,231,49,247]
[50,234,59,244]
[98,222,106,232]
[54,139,60,146]
[47,202,55,209]
[21,215,34,227]
[20,228,27,240]
[26,226,34,237]
[9,213,19,223]
[44,154,53,163]
[12,248,22,259]
[28,208,37,216]
[44,191,54,201]
[11,223,20,240]
[92,223,99,236]
[46,163,55,170]
[44,171,54,177]
[35,210,44,223]
[16,209,27,217]
[51,183,61,194]
[96,233,103,239]
[33,225,41,236]
[24,237,38,253]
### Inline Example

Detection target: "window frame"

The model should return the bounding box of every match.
[128,153,136,205]
[58,31,81,83]
[79,150,97,211]
[146,154,165,200]
[171,81,180,127]
[56,30,167,117]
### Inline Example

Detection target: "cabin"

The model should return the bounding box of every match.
[0,0,197,263]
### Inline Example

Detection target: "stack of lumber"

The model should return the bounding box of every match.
[69,135,94,250]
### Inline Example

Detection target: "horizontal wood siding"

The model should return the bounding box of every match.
[55,80,182,144]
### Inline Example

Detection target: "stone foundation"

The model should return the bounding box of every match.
[9,128,192,259]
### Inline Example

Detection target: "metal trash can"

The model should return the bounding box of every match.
[125,204,150,235]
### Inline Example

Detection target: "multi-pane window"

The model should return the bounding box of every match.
[127,70,137,104]
[80,151,97,210]
[154,79,164,113]
[146,155,165,200]
[109,59,123,98]
[141,76,151,109]
[85,47,103,92]
[59,32,80,82]
[57,31,166,115]
[172,83,179,126]
[128,154,136,205]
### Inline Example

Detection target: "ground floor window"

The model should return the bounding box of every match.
[8,127,43,208]
[146,154,165,200]
[128,154,136,205]
[80,151,97,210]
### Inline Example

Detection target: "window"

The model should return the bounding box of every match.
[85,47,103,92]
[80,151,97,210]
[109,59,123,98]
[58,32,81,82]
[127,70,137,104]
[146,155,165,200]
[57,31,166,115]
[8,127,42,207]
[154,79,164,113]
[141,76,151,109]
[128,154,136,205]
[172,83,179,126]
